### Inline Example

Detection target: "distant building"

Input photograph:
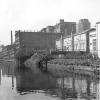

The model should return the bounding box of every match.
[0,45,4,52]
[45,26,54,33]
[77,19,91,33]
[56,28,95,53]
[40,28,47,32]
[0,45,14,59]
[55,23,100,58]
[40,26,54,33]
[62,29,91,52]
[54,19,76,36]
[40,19,76,37]
[15,30,61,53]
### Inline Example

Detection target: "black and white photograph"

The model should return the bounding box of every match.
[0,0,100,100]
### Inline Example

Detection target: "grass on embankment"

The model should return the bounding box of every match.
[49,58,100,68]
[49,51,100,68]
[47,52,100,77]
[24,51,100,78]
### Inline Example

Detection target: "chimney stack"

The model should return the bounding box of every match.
[11,30,13,45]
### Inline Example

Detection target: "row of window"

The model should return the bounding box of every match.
[63,39,97,51]
[63,42,86,51]
[92,39,97,51]
[74,43,85,50]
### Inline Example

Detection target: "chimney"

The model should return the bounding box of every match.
[11,30,13,45]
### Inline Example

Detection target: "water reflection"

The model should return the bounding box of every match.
[56,75,100,100]
[0,61,100,100]
[15,64,57,94]
[0,68,1,85]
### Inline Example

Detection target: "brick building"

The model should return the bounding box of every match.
[77,19,91,33]
[15,30,61,53]
[40,19,76,37]
[54,19,76,36]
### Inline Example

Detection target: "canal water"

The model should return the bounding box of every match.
[0,61,100,100]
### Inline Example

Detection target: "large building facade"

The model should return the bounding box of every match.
[40,19,76,36]
[15,30,61,53]
[89,22,100,58]
[77,19,91,33]
[56,24,100,58]
[56,29,91,52]
[54,19,76,36]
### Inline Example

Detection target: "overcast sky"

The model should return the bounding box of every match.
[0,0,100,45]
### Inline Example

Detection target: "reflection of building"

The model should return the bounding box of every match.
[15,66,57,93]
[97,83,100,100]
[57,77,77,99]
[56,76,99,100]
[0,68,1,84]
[15,30,61,53]
[1,63,15,76]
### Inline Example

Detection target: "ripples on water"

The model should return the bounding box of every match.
[0,61,100,100]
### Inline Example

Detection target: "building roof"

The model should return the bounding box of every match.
[74,28,96,36]
[62,28,96,39]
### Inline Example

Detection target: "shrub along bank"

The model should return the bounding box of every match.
[23,51,100,77]
[48,52,100,76]
[49,51,100,67]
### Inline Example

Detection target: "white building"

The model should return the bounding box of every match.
[62,30,89,52]
[89,28,97,55]
[74,33,86,51]
[55,22,100,58]
[63,36,72,51]
[89,22,100,58]
[96,22,100,58]
[55,39,62,50]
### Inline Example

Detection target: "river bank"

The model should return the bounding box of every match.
[47,58,100,77]
[24,53,100,79]
[47,63,100,78]
[21,51,100,80]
